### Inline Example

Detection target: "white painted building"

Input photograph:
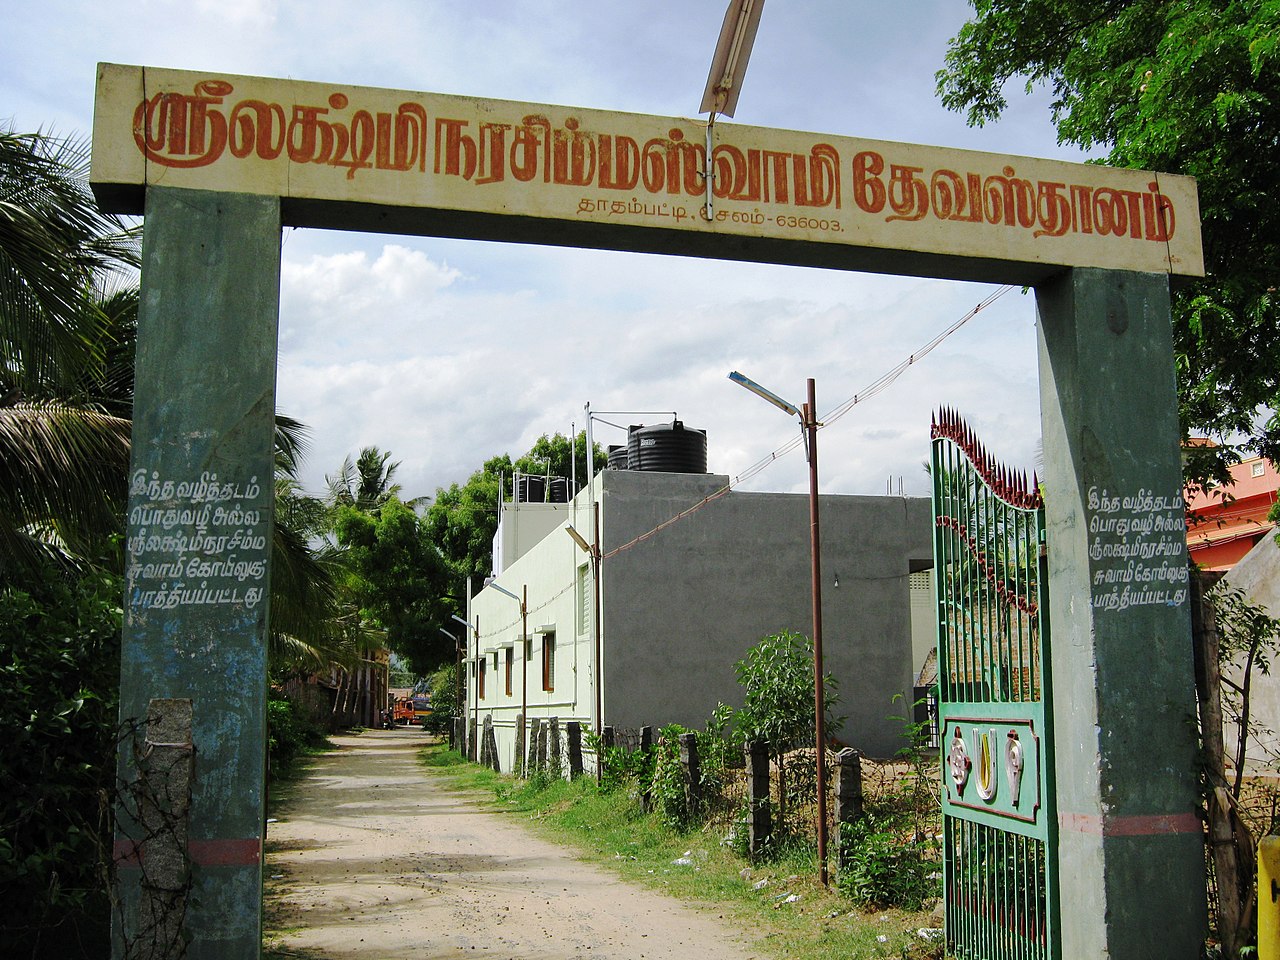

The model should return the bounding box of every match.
[463,467,934,771]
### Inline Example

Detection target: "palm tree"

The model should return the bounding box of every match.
[326,445,406,511]
[0,129,139,578]
[0,128,350,669]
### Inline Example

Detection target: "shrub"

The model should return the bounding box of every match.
[648,723,732,831]
[267,696,328,775]
[0,569,122,951]
[422,662,458,736]
[836,812,938,910]
[586,731,656,796]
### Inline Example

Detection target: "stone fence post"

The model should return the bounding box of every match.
[679,732,702,812]
[484,717,500,772]
[599,724,615,780]
[566,721,584,779]
[639,726,654,812]
[834,747,863,869]
[535,718,548,773]
[514,713,526,778]
[746,739,771,858]
[549,717,562,779]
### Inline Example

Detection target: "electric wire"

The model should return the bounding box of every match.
[599,284,1016,561]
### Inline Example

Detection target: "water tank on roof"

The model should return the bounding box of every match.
[515,475,546,503]
[627,421,708,474]
[547,477,570,503]
[606,445,629,471]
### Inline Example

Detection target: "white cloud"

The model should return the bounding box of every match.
[6,0,1062,503]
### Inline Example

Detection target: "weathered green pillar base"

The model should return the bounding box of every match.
[1036,268,1205,958]
[113,187,281,959]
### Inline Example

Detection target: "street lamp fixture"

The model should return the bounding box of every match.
[728,370,800,417]
[728,370,831,886]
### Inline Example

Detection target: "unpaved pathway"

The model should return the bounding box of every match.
[265,730,765,959]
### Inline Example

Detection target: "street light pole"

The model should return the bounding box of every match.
[729,370,830,886]
[490,582,528,775]
[803,378,830,887]
[521,584,528,773]
[450,613,476,755]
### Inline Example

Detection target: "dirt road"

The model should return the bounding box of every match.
[265,729,765,959]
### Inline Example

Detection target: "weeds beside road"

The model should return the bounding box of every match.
[421,742,944,960]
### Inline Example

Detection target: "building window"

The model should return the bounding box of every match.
[542,631,556,692]
[1252,461,1266,478]
[576,564,590,636]
[505,647,513,696]
[478,657,486,700]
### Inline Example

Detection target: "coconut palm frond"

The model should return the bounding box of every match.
[0,401,130,576]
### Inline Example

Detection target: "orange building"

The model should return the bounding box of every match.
[1186,455,1280,571]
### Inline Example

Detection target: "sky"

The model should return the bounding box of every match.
[3,1,1093,502]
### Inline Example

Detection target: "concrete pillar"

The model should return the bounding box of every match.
[834,747,863,871]
[514,713,526,777]
[599,724,614,780]
[134,699,194,959]
[114,188,280,960]
[480,715,493,769]
[1036,267,1205,958]
[549,716,561,779]
[529,718,544,774]
[484,716,500,772]
[566,721,584,779]
[746,740,771,858]
[532,719,545,772]
[468,717,478,762]
[679,733,702,812]
[834,747,863,828]
[639,726,654,812]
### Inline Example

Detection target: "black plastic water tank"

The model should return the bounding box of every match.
[547,477,570,503]
[606,445,629,471]
[626,421,708,474]
[515,475,546,503]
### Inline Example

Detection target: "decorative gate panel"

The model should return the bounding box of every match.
[931,409,1058,960]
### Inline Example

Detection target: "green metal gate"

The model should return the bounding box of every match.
[931,409,1059,960]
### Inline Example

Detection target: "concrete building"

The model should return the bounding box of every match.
[463,467,933,770]
[1186,454,1280,571]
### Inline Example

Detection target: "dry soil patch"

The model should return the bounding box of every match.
[265,730,766,959]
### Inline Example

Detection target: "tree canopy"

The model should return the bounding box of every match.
[937,0,1280,485]
[424,431,606,583]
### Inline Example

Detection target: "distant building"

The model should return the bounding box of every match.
[463,466,934,769]
[1186,454,1279,571]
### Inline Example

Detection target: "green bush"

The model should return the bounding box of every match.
[836,696,942,911]
[648,723,732,831]
[836,812,938,910]
[267,696,328,775]
[588,733,656,796]
[422,662,458,736]
[0,569,122,951]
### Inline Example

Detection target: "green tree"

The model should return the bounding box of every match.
[326,445,417,512]
[425,432,605,582]
[936,0,1280,486]
[335,496,457,675]
[0,127,356,947]
[0,567,121,949]
[0,130,138,578]
[723,630,841,834]
[425,452,510,583]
